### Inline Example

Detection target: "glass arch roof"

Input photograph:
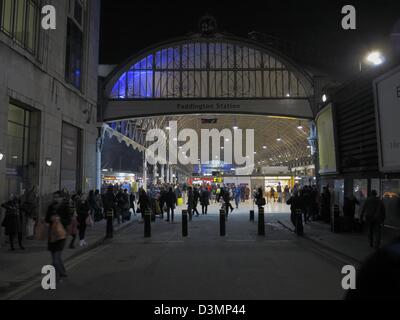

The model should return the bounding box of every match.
[109,41,309,100]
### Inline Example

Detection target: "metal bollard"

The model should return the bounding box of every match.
[182,210,188,237]
[144,211,151,238]
[258,207,265,236]
[106,210,114,239]
[220,209,226,236]
[250,210,255,222]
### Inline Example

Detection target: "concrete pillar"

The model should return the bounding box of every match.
[143,150,147,191]
[153,164,158,185]
[95,128,103,191]
[166,164,170,184]
[161,164,165,183]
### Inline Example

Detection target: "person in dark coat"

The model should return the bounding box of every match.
[129,191,136,214]
[360,190,386,249]
[74,192,90,247]
[321,186,331,223]
[193,187,200,216]
[187,187,195,220]
[1,197,24,251]
[287,191,305,230]
[165,187,177,222]
[255,187,266,210]
[200,187,210,215]
[221,187,234,217]
[87,190,97,221]
[137,188,151,219]
[102,186,117,238]
[343,194,360,232]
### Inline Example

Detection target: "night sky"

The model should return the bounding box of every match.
[100,0,400,77]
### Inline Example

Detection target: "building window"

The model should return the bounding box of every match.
[0,0,40,54]
[65,0,85,90]
[60,122,83,193]
[6,103,40,197]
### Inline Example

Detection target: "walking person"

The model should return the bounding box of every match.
[255,187,266,210]
[129,191,136,215]
[221,187,234,219]
[138,187,151,219]
[75,192,90,247]
[46,191,69,281]
[321,186,331,223]
[343,194,359,232]
[234,186,241,209]
[87,190,97,222]
[67,197,78,249]
[165,187,177,222]
[193,187,200,217]
[200,187,210,215]
[187,187,195,221]
[1,197,25,251]
[287,190,305,234]
[103,186,117,238]
[360,190,386,249]
[94,189,104,222]
[21,186,38,240]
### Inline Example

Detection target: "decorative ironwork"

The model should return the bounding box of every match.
[109,40,309,100]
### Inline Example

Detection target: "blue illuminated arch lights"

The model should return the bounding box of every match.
[110,41,308,100]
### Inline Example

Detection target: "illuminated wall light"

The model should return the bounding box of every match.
[46,158,53,167]
[0,152,3,161]
[322,94,327,103]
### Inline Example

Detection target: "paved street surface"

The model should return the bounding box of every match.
[9,203,351,300]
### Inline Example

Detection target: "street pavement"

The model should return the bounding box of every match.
[8,202,353,300]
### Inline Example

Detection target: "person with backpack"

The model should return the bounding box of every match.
[360,190,386,249]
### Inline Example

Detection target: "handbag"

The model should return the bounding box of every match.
[34,219,48,241]
[49,217,67,243]
[86,214,94,227]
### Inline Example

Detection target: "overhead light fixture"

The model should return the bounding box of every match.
[233,126,239,130]
[0,152,3,161]
[263,146,267,149]
[276,138,282,142]
[286,93,291,97]
[46,158,53,167]
[322,94,327,103]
